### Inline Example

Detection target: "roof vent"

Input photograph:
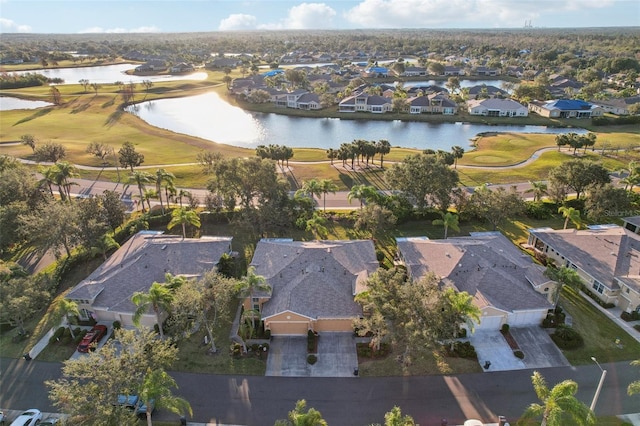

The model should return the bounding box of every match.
[161,245,167,250]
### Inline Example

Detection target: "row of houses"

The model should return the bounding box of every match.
[66,219,640,338]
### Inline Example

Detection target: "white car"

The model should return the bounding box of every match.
[9,409,42,426]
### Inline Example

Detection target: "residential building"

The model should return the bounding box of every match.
[248,239,379,335]
[407,93,458,115]
[338,93,393,113]
[467,98,528,117]
[467,85,508,99]
[396,233,554,332]
[528,99,603,118]
[134,60,167,73]
[527,224,640,314]
[402,66,428,77]
[66,231,233,328]
[591,96,640,116]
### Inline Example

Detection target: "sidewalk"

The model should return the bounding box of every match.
[579,290,640,344]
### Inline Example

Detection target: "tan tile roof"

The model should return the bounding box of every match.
[397,233,551,313]
[252,239,378,320]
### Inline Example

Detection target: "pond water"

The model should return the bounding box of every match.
[9,64,208,85]
[0,96,53,110]
[126,91,586,151]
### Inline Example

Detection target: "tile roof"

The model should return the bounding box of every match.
[397,233,552,313]
[67,232,232,314]
[251,239,379,320]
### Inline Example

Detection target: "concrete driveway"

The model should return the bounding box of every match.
[470,327,570,372]
[266,332,357,377]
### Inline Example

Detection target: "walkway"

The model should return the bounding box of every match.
[579,290,640,344]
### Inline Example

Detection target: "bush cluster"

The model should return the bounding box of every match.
[621,311,640,322]
[514,350,525,359]
[446,341,477,359]
[307,330,317,353]
[307,354,318,365]
[551,325,584,349]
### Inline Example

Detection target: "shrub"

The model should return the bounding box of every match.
[501,324,510,333]
[112,320,121,330]
[542,315,555,328]
[621,311,640,321]
[449,341,477,359]
[264,329,271,340]
[634,325,640,332]
[230,343,243,358]
[307,354,318,365]
[525,201,552,220]
[49,327,66,345]
[551,325,584,349]
[514,350,525,359]
[457,328,467,338]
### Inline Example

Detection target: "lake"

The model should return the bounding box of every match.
[9,64,208,85]
[126,91,585,151]
[0,96,53,110]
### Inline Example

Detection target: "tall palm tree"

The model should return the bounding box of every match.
[305,213,329,239]
[442,288,481,350]
[90,234,120,260]
[520,371,595,426]
[432,212,460,239]
[155,168,175,214]
[236,266,271,311]
[38,165,57,197]
[526,181,548,202]
[628,360,640,396]
[558,206,582,230]
[296,178,323,207]
[53,161,79,201]
[347,184,380,209]
[451,145,465,169]
[138,368,192,426]
[319,179,338,212]
[129,171,153,212]
[132,282,174,339]
[276,399,328,426]
[544,266,582,309]
[376,139,391,169]
[52,298,80,339]
[167,207,201,239]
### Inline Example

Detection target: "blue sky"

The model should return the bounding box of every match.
[0,0,638,33]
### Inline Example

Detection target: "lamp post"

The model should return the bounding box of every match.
[590,356,607,412]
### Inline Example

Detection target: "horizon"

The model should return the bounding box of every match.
[1,0,638,34]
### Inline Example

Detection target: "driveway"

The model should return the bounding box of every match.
[470,327,569,372]
[266,332,357,377]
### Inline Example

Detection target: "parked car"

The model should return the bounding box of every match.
[0,409,5,425]
[39,418,59,426]
[9,409,42,426]
[117,394,155,419]
[76,324,108,353]
[136,398,155,418]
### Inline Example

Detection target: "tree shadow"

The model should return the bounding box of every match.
[101,97,116,108]
[105,110,123,127]
[13,107,53,125]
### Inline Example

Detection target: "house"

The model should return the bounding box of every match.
[467,85,508,99]
[467,98,528,117]
[134,60,167,73]
[402,66,428,77]
[363,66,389,78]
[206,57,241,69]
[170,62,194,73]
[528,99,603,118]
[591,96,640,116]
[338,93,393,113]
[396,233,554,332]
[275,90,322,110]
[527,224,640,314]
[248,239,379,335]
[443,66,465,76]
[472,66,499,76]
[65,231,233,328]
[407,93,457,115]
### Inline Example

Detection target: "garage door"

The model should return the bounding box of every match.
[508,311,545,327]
[267,321,309,336]
[475,315,503,331]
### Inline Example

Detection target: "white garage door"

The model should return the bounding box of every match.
[475,315,503,330]
[508,311,544,327]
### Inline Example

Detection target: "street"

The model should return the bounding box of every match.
[1,357,638,425]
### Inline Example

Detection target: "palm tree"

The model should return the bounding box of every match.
[442,288,481,350]
[384,406,416,426]
[451,145,464,169]
[432,212,460,239]
[347,184,380,209]
[132,282,174,339]
[526,181,548,202]
[275,399,328,426]
[138,368,192,426]
[558,206,582,230]
[628,360,640,396]
[143,188,156,212]
[296,178,323,207]
[376,139,391,169]
[167,207,201,239]
[52,298,80,339]
[319,179,338,212]
[129,171,153,212]
[53,161,79,201]
[38,165,57,197]
[305,213,329,239]
[520,371,595,426]
[236,266,271,310]
[544,266,582,310]
[155,168,175,214]
[90,234,120,260]
[239,308,261,340]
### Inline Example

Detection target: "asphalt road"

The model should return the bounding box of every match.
[1,357,638,425]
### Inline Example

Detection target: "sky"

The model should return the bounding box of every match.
[0,0,638,34]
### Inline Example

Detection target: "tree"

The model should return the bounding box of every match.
[525,181,548,202]
[237,266,271,303]
[548,160,610,200]
[296,178,323,207]
[132,282,174,339]
[51,298,80,339]
[451,145,464,169]
[155,168,175,214]
[385,153,459,211]
[432,211,460,239]
[129,171,153,211]
[558,206,582,230]
[34,142,66,163]
[0,276,51,335]
[355,204,397,239]
[90,82,100,95]
[21,201,80,258]
[440,288,481,350]
[519,371,595,426]
[555,134,569,151]
[76,197,110,249]
[138,368,192,426]
[376,139,392,168]
[50,86,62,105]
[196,150,223,175]
[347,184,380,209]
[166,206,200,237]
[628,360,640,396]
[79,78,90,92]
[585,184,632,222]
[51,161,78,201]
[90,233,120,260]
[305,213,329,239]
[142,79,153,99]
[326,148,337,165]
[47,328,178,426]
[469,185,525,230]
[544,266,582,309]
[118,142,145,172]
[99,190,126,231]
[86,142,112,165]
[274,399,328,426]
[382,406,416,426]
[20,134,37,151]
[316,179,337,212]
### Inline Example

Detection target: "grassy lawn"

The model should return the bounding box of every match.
[358,348,482,376]
[556,287,640,365]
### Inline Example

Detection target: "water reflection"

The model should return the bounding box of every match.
[126,92,586,150]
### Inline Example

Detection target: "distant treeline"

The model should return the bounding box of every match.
[0,72,63,89]
[592,115,640,126]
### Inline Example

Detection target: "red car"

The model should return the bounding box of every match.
[77,324,108,353]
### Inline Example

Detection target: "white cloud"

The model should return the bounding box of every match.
[344,0,614,28]
[78,26,160,34]
[218,14,258,31]
[0,17,32,32]
[256,3,337,30]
